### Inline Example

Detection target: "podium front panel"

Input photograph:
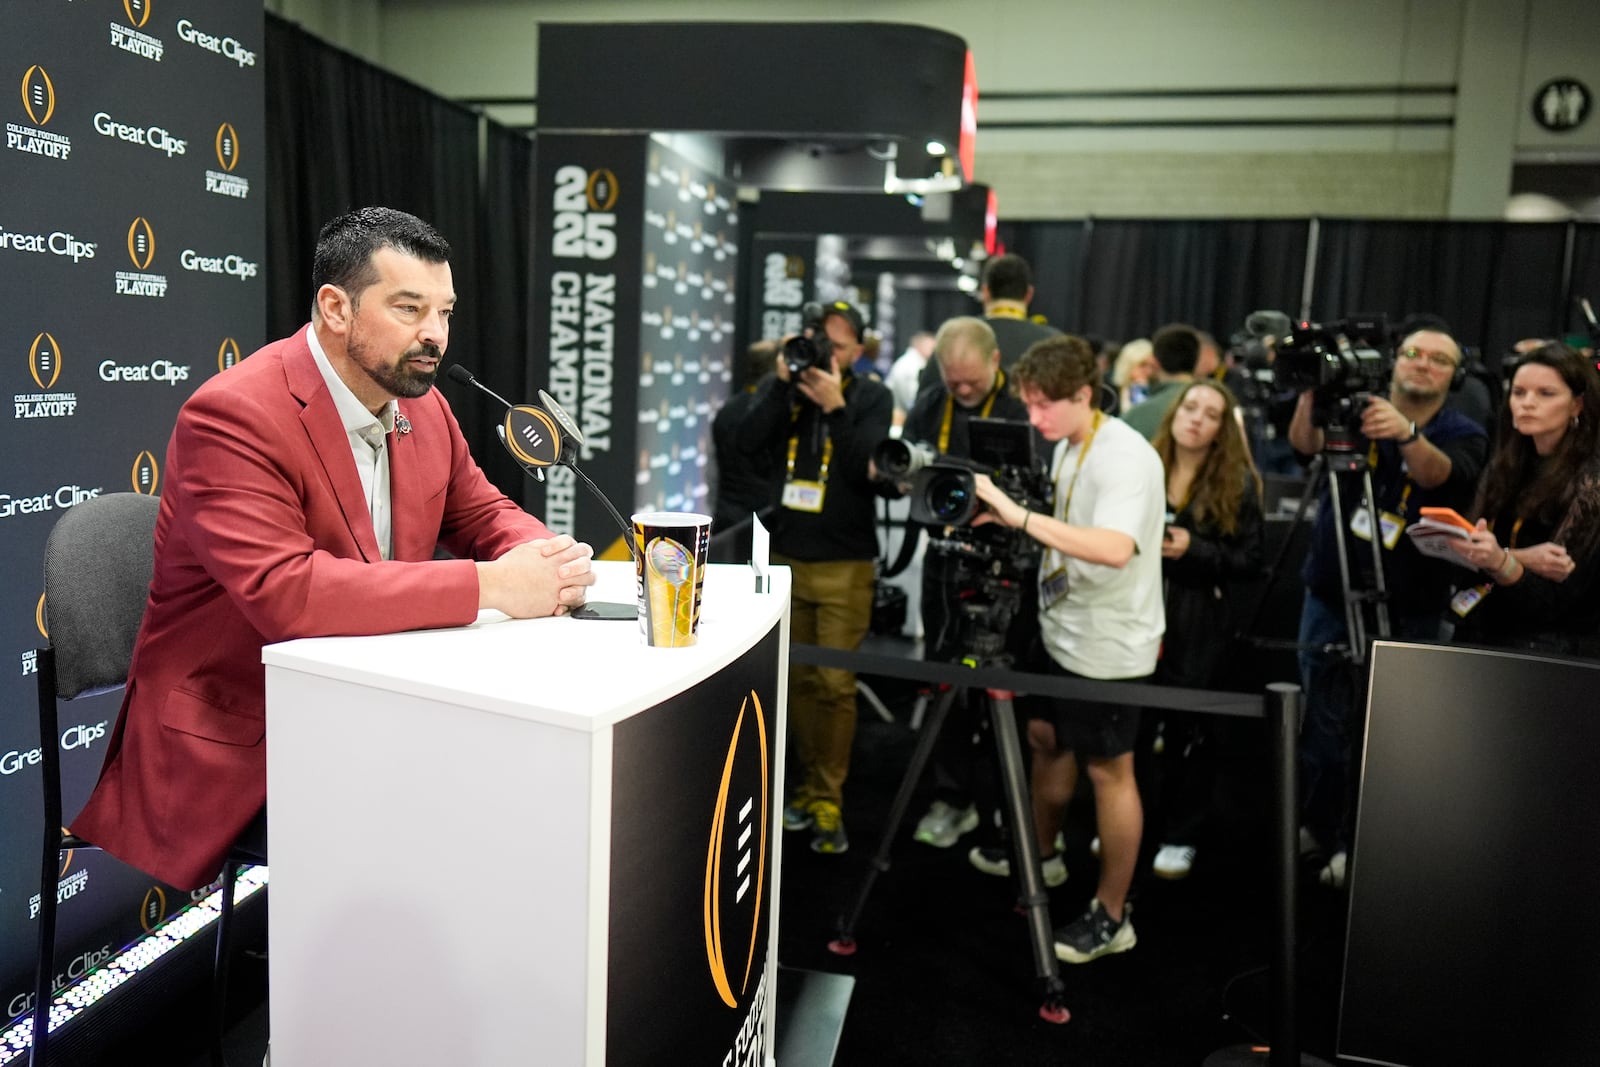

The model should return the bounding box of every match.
[606,627,780,1066]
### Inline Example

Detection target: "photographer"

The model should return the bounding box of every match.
[966,335,1166,964]
[736,301,893,856]
[1288,326,1488,886]
[889,316,1041,851]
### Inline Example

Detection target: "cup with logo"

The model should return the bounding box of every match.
[632,511,711,647]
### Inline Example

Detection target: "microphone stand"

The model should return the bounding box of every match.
[451,364,638,618]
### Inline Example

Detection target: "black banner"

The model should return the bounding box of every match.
[0,0,265,1024]
[607,627,780,1066]
[531,135,739,552]
[746,236,814,347]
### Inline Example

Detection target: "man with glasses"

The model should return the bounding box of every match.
[1287,326,1488,887]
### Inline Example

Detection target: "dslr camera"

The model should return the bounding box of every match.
[781,301,833,377]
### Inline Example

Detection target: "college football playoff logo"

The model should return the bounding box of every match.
[217,336,242,371]
[702,690,769,1010]
[21,65,55,126]
[123,0,152,28]
[131,450,159,494]
[587,168,619,211]
[139,886,166,932]
[126,217,156,270]
[214,122,240,172]
[29,332,62,389]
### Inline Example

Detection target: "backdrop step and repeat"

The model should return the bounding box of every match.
[2,0,264,1022]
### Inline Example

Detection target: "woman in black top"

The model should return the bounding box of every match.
[1448,343,1600,657]
[1139,380,1264,878]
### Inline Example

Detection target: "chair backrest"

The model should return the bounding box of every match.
[43,492,160,699]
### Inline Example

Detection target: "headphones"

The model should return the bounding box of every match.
[1449,346,1471,390]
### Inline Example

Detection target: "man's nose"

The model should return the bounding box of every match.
[419,312,448,348]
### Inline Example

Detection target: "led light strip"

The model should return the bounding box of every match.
[0,865,269,1064]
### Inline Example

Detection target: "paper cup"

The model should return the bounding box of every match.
[632,511,711,646]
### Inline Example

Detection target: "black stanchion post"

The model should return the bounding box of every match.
[1205,682,1331,1067]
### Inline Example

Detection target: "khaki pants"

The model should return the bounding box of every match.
[777,555,875,810]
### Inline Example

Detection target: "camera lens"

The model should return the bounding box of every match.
[926,475,972,523]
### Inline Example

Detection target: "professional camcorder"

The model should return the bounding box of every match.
[894,418,1051,574]
[781,301,833,377]
[1245,311,1392,449]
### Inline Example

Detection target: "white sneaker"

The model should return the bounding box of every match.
[1152,844,1196,880]
[967,846,1068,887]
[913,800,980,848]
[1318,850,1348,889]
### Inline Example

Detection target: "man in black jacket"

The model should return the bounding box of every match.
[736,301,893,854]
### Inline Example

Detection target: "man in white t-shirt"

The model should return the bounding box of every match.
[885,330,935,425]
[966,334,1165,964]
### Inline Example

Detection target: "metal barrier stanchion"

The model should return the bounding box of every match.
[1205,682,1331,1067]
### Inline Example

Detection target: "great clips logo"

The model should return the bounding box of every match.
[175,18,256,68]
[703,690,770,1011]
[205,122,249,198]
[8,66,72,161]
[110,0,164,62]
[116,217,167,298]
[16,332,78,420]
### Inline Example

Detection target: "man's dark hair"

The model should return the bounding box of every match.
[743,340,779,386]
[1011,334,1098,401]
[981,254,1034,302]
[312,207,451,305]
[1399,312,1453,339]
[1151,323,1202,376]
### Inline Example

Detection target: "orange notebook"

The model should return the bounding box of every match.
[1418,506,1476,533]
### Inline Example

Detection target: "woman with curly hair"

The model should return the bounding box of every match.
[1447,342,1600,656]
[1139,379,1264,879]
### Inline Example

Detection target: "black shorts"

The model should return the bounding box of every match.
[1024,648,1147,760]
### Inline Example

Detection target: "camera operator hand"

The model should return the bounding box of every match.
[971,472,1028,529]
[1360,395,1412,441]
[795,363,846,413]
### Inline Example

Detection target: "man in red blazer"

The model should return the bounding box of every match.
[73,208,595,890]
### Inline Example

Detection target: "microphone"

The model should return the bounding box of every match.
[447,364,638,563]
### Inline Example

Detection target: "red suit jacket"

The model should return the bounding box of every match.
[73,327,550,889]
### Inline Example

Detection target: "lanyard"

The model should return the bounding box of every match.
[1367,439,1417,516]
[784,374,852,487]
[785,431,832,486]
[937,369,1005,453]
[1052,410,1105,522]
[1487,516,1526,548]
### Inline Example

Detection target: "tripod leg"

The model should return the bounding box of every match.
[985,689,1069,1023]
[829,685,963,955]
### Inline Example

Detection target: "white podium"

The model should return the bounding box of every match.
[261,561,789,1066]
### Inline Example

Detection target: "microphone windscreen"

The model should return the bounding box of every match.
[445,363,475,386]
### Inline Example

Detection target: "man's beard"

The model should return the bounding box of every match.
[353,336,440,399]
[1394,375,1444,404]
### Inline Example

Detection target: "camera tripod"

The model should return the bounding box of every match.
[1250,438,1392,665]
[826,609,1070,1024]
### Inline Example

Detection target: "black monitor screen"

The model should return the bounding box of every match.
[1340,641,1600,1065]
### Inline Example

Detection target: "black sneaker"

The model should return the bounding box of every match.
[1053,898,1136,963]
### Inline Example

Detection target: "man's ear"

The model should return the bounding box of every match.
[314,284,352,334]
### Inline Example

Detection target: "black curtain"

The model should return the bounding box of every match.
[1568,223,1600,345]
[1312,219,1570,365]
[1077,219,1308,345]
[997,220,1090,334]
[1000,219,1306,345]
[264,13,535,499]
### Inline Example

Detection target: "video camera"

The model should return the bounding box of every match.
[781,301,833,377]
[1244,310,1392,450]
[876,418,1051,574]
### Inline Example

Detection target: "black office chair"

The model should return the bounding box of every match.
[30,493,258,1067]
